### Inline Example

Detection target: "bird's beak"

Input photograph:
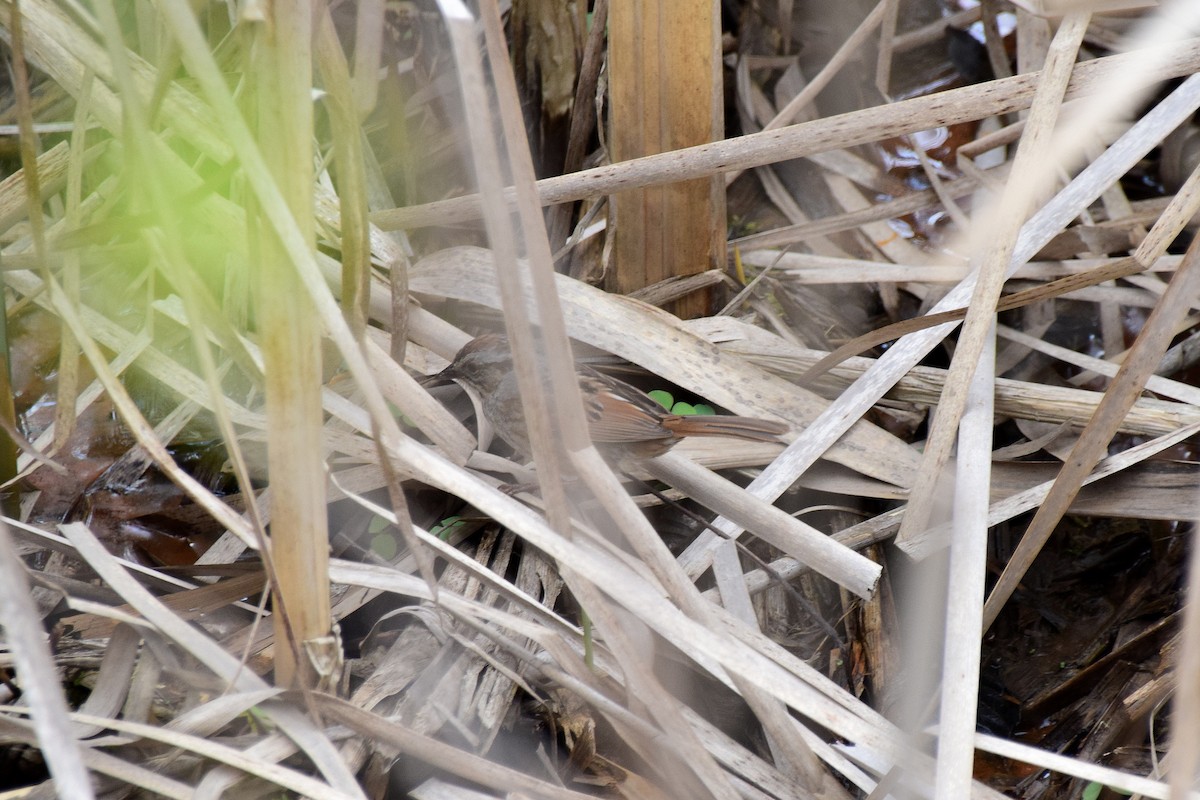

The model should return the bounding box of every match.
[418,365,456,389]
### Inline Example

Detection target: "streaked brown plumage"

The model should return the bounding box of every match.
[426,334,787,460]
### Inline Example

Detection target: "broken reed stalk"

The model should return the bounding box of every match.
[608,0,723,318]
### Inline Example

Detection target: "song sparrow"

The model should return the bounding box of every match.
[425,334,787,461]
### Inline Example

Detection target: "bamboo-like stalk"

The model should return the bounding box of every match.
[249,3,330,689]
[608,0,722,317]
[934,324,995,799]
[51,70,91,455]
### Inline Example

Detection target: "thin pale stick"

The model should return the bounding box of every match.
[374,41,1200,230]
[1169,505,1200,797]
[933,324,995,798]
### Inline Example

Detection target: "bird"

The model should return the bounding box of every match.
[424,334,787,462]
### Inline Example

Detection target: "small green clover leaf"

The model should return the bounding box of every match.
[648,390,674,410]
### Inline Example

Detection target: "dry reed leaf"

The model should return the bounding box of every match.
[975,731,1177,799]
[67,622,140,739]
[990,459,1200,520]
[59,571,266,641]
[0,140,68,232]
[701,70,1200,573]
[331,514,925,791]
[730,172,980,251]
[319,694,599,800]
[362,337,476,462]
[982,236,1200,629]
[7,270,265,429]
[78,710,361,799]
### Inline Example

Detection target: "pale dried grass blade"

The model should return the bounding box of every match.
[704,545,840,791]
[60,571,267,641]
[70,623,139,739]
[7,269,264,429]
[975,730,1184,799]
[427,11,741,788]
[2,0,230,160]
[0,139,67,236]
[316,7,371,339]
[332,486,925,791]
[318,695,598,800]
[435,0,587,528]
[1135,157,1200,265]
[997,322,1200,405]
[78,710,361,800]
[0,521,92,798]
[363,337,476,462]
[730,173,979,252]
[724,0,891,185]
[764,340,1200,439]
[51,68,94,453]
[0,714,190,799]
[728,419,1200,605]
